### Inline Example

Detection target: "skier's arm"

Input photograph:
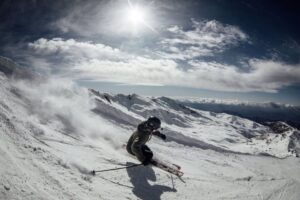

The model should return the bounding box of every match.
[152,130,166,140]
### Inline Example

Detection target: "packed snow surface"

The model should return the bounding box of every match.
[1,63,300,200]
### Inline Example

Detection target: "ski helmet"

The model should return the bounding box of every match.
[147,116,161,129]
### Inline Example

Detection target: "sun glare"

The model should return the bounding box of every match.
[123,1,156,34]
[127,6,145,25]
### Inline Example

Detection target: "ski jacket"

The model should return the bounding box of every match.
[127,121,152,162]
[127,121,165,162]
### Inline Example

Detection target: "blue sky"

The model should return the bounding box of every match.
[1,0,300,105]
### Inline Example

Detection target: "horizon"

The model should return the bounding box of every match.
[1,0,300,105]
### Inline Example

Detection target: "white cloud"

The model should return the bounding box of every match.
[28,38,129,60]
[28,38,300,93]
[160,19,248,60]
[28,38,180,85]
[187,60,300,92]
[70,57,180,85]
[52,0,158,37]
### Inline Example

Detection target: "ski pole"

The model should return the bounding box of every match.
[91,163,143,175]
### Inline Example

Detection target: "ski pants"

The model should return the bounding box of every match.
[141,145,153,162]
[127,144,153,162]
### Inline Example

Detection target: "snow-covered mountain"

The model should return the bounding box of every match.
[1,57,300,200]
[177,97,300,130]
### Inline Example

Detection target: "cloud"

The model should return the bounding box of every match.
[187,59,300,92]
[28,38,179,84]
[70,57,180,85]
[159,19,248,60]
[28,38,300,93]
[28,38,128,60]
[52,0,158,37]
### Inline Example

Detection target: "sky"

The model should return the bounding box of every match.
[1,0,300,105]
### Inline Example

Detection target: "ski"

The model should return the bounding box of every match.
[172,163,181,170]
[150,159,184,177]
[123,143,184,177]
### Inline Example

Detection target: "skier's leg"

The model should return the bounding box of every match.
[141,145,153,161]
[127,146,134,155]
[126,139,134,155]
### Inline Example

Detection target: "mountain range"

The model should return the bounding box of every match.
[1,56,300,200]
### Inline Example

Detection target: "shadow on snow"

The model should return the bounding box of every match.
[126,162,176,200]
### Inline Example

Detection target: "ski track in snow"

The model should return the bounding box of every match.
[1,65,300,200]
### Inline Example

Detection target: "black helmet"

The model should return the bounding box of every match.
[147,116,161,130]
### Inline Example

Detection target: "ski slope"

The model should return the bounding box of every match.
[1,58,300,200]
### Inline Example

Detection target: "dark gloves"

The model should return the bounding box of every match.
[152,130,167,141]
[160,134,166,140]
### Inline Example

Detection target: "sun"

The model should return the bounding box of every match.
[127,6,145,25]
[124,1,156,34]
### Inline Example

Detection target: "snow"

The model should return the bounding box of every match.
[1,61,300,200]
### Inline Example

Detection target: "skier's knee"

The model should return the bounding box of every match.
[142,145,153,160]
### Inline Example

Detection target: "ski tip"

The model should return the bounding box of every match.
[178,172,184,177]
[172,164,181,170]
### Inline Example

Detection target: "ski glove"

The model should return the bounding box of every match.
[160,134,166,140]
[153,130,167,141]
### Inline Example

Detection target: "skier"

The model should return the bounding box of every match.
[126,116,166,166]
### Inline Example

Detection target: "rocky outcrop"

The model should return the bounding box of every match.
[288,131,300,157]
